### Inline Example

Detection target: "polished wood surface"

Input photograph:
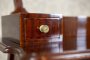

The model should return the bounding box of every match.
[63,16,90,51]
[21,50,90,60]
[20,14,90,53]
[86,17,90,49]
[1,42,90,60]
[5,0,90,53]
[63,17,78,50]
[2,13,90,60]
[20,14,90,52]
[1,0,90,60]
[20,14,63,53]
[11,0,28,14]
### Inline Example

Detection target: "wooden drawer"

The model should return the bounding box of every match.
[23,17,62,52]
[24,18,61,39]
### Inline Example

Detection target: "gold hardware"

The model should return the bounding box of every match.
[39,25,49,33]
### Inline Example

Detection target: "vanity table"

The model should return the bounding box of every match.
[1,0,90,60]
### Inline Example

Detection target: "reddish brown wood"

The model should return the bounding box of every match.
[2,0,90,60]
[63,16,90,51]
[21,50,90,60]
[86,17,90,49]
[11,0,28,14]
[2,13,90,60]
[63,17,78,50]
[19,14,90,53]
[20,14,63,53]
[25,18,61,52]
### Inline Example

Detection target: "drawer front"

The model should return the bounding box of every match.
[24,18,61,39]
[23,17,62,52]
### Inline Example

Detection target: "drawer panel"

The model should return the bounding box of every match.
[24,18,61,39]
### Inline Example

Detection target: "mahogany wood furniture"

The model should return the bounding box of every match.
[2,13,62,53]
[63,16,90,50]
[0,43,90,60]
[1,0,90,60]
[2,13,90,60]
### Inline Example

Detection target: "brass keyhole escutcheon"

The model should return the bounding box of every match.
[39,25,49,33]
